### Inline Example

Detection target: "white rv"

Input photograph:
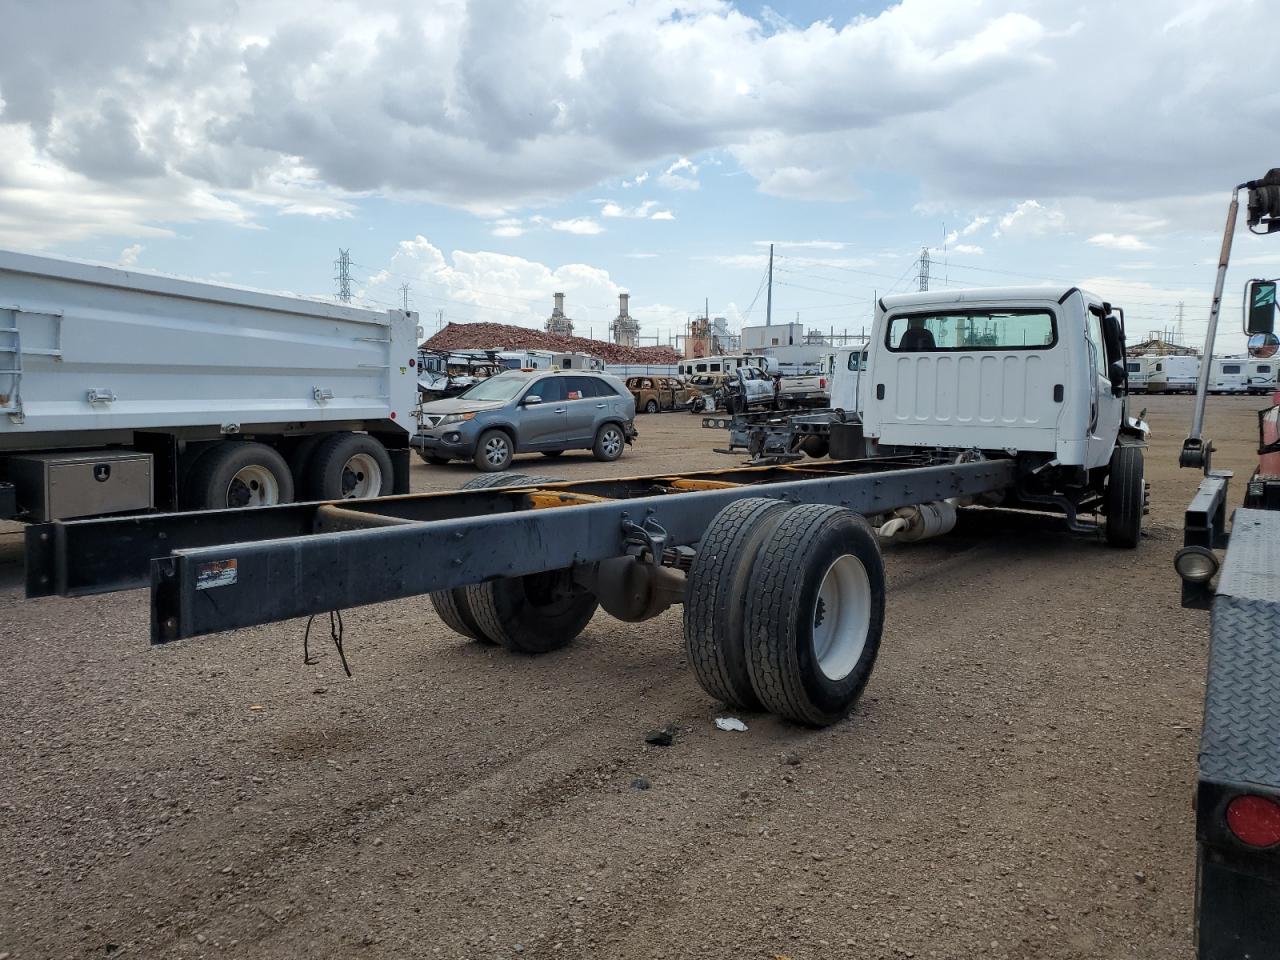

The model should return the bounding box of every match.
[1144,355,1199,393]
[1209,357,1249,394]
[677,354,777,377]
[1248,357,1278,395]
[1126,357,1152,392]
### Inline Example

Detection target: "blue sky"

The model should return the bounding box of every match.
[2,0,1278,353]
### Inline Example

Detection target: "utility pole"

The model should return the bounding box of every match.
[399,283,412,313]
[765,243,775,327]
[917,246,931,292]
[1177,301,1185,344]
[334,249,353,303]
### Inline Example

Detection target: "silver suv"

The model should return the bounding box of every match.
[413,370,637,472]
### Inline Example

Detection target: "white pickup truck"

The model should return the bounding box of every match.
[0,249,418,521]
[711,285,1148,544]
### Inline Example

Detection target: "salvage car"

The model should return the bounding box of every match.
[413,369,637,471]
[626,376,699,414]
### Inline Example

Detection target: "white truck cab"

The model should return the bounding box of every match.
[862,286,1135,472]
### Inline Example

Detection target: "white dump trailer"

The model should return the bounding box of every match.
[0,250,418,521]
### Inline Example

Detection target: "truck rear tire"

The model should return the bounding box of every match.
[465,569,598,653]
[461,472,554,490]
[1105,445,1144,549]
[307,433,393,500]
[429,588,491,643]
[644,399,659,414]
[474,429,514,472]
[430,472,558,637]
[684,498,793,710]
[744,504,886,727]
[185,441,294,510]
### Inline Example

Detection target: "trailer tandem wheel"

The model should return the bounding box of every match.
[684,497,794,710]
[185,441,295,510]
[745,504,885,727]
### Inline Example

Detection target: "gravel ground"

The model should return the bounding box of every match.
[0,395,1265,960]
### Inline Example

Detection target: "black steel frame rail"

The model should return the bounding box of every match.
[26,457,1015,643]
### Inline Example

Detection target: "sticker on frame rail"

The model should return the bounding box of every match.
[195,558,238,591]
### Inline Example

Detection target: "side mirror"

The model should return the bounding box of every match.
[1246,279,1277,335]
[1249,332,1280,359]
[1108,359,1127,396]
[522,394,542,406]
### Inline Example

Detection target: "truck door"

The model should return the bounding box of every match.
[562,375,602,442]
[518,376,567,449]
[1083,308,1122,469]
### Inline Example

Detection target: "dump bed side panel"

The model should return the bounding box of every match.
[0,250,416,439]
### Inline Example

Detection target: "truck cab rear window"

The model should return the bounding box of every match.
[886,310,1057,352]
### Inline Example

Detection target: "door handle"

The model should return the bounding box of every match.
[554,407,566,413]
[596,402,606,408]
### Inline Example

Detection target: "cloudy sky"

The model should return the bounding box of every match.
[2,0,1277,351]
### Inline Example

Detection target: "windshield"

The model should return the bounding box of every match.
[887,310,1057,351]
[456,373,528,402]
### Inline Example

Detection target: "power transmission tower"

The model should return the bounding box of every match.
[334,249,353,303]
[917,246,931,292]
[1176,301,1185,344]
[399,283,412,312]
[766,242,774,327]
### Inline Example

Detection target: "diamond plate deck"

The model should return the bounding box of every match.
[1200,508,1280,787]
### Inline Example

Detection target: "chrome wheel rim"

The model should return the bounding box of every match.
[601,428,622,457]
[226,464,280,508]
[484,435,510,467]
[812,554,871,681]
[340,452,382,498]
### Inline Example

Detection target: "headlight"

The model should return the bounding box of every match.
[1174,546,1219,583]
[440,412,477,425]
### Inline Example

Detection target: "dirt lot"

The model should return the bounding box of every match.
[0,395,1265,960]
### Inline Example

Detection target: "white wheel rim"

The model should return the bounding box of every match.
[601,428,622,457]
[812,554,871,681]
[227,464,280,508]
[340,452,382,499]
[484,435,509,466]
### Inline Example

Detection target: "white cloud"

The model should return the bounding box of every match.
[491,217,525,238]
[659,157,700,192]
[598,199,663,219]
[362,235,687,338]
[0,0,1275,247]
[992,200,1067,239]
[649,210,675,221]
[551,217,604,235]
[1088,232,1153,251]
[950,243,984,255]
[755,240,847,250]
[118,243,143,266]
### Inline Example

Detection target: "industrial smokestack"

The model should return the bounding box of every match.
[553,292,565,314]
[619,293,629,315]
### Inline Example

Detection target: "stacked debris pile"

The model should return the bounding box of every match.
[423,322,679,364]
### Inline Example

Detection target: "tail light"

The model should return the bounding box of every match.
[820,378,827,389]
[1227,795,1280,847]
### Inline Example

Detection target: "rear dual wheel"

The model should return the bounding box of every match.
[429,473,599,651]
[685,499,886,727]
